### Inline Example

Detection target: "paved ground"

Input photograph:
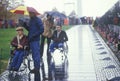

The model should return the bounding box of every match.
[0,25,120,81]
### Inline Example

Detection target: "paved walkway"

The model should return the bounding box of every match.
[66,25,96,81]
[0,25,120,81]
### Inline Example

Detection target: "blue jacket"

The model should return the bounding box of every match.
[24,16,44,42]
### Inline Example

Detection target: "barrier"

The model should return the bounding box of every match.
[95,24,120,60]
[0,48,2,74]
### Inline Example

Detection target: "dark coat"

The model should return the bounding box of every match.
[42,18,54,38]
[24,16,44,42]
[52,30,68,43]
[11,35,28,50]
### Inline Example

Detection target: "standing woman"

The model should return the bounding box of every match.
[40,14,55,80]
[40,14,55,62]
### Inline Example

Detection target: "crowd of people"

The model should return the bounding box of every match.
[0,19,17,28]
[9,9,68,81]
[93,16,120,60]
[0,15,94,29]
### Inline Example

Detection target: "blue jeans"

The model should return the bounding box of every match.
[30,41,40,70]
[10,50,24,71]
[49,42,64,52]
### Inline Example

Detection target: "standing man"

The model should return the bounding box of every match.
[24,10,44,73]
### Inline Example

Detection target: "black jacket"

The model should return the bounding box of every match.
[52,30,68,43]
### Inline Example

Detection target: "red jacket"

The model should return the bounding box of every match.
[11,35,28,50]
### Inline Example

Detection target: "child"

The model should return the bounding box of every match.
[10,27,28,71]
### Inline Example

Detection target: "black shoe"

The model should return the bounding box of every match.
[30,69,39,73]
[43,77,48,80]
[12,68,19,71]
[9,67,13,71]
[43,77,53,80]
[9,67,18,71]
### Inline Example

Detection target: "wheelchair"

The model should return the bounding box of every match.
[50,41,68,58]
[7,45,33,75]
[48,41,69,80]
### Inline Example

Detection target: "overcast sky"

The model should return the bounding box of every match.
[24,0,118,17]
[82,0,118,16]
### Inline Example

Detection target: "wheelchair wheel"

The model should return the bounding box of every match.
[7,55,14,70]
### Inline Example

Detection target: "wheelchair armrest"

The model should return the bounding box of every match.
[10,45,15,53]
[24,46,29,50]
[10,50,15,56]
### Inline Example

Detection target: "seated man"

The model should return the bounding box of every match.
[49,25,68,53]
[10,27,28,71]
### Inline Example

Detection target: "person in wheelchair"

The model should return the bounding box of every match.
[10,27,28,71]
[49,24,68,53]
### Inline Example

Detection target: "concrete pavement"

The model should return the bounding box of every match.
[0,25,120,81]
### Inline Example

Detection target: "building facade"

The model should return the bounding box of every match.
[64,0,82,17]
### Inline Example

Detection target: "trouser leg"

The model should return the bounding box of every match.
[47,37,51,65]
[40,35,45,58]
[10,50,19,68]
[14,51,24,70]
[49,42,58,53]
[30,41,40,70]
[34,71,41,81]
[58,42,64,48]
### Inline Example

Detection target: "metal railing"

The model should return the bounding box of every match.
[0,48,3,74]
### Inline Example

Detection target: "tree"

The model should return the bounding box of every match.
[0,0,24,19]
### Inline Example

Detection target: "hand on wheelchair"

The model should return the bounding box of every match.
[24,45,30,50]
